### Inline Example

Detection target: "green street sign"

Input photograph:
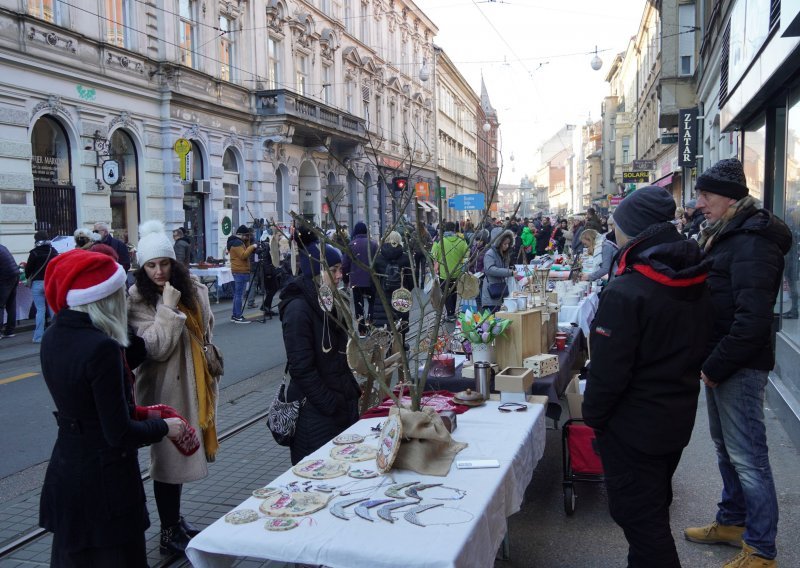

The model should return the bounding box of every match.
[221,216,232,236]
[439,186,446,198]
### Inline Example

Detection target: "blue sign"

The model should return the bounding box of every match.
[447,197,456,208]
[450,194,486,211]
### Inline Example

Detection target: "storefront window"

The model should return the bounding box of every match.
[183,141,206,262]
[782,93,800,372]
[223,148,240,228]
[743,117,766,202]
[108,130,139,247]
[31,115,75,237]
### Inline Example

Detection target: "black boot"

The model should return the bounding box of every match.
[160,524,190,555]
[179,515,201,537]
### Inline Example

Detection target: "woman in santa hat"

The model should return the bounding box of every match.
[127,220,218,555]
[39,250,185,567]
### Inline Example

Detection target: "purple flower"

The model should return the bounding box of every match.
[481,331,491,343]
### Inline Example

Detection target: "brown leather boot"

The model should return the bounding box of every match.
[684,521,745,547]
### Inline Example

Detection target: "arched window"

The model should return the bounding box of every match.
[223,148,240,227]
[108,129,139,245]
[31,115,75,237]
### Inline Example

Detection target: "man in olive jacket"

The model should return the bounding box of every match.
[684,159,790,568]
[583,186,713,568]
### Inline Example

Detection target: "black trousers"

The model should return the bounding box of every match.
[51,530,148,568]
[596,431,684,568]
[440,278,458,317]
[352,286,373,331]
[0,277,16,335]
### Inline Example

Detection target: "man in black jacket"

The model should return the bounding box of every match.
[583,186,713,568]
[684,159,790,568]
[93,222,131,272]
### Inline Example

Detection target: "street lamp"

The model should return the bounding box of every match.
[590,46,603,71]
[482,122,491,133]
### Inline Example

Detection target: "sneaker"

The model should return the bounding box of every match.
[231,316,251,324]
[684,521,745,548]
[723,543,776,568]
[1,333,16,338]
[246,302,256,309]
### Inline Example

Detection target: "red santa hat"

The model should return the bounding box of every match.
[45,250,127,314]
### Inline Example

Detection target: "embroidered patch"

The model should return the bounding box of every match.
[595,326,612,337]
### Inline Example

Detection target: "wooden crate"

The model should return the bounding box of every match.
[494,308,542,369]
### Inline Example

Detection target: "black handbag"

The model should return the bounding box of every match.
[267,364,306,446]
[487,281,508,300]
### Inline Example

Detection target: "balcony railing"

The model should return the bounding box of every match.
[256,89,366,138]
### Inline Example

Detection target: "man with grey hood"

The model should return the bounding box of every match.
[480,228,520,312]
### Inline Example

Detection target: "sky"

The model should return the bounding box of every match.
[413,0,646,183]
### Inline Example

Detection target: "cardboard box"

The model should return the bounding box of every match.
[524,353,560,377]
[494,308,542,368]
[565,374,584,419]
[495,366,534,393]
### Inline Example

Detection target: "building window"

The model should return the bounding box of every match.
[622,136,630,163]
[678,3,695,76]
[681,55,692,76]
[106,0,132,48]
[108,129,140,247]
[296,54,308,95]
[223,149,241,228]
[743,117,766,202]
[322,65,332,104]
[388,27,396,63]
[375,95,382,135]
[268,37,281,89]
[28,0,59,23]
[179,0,196,67]
[219,16,235,82]
[360,2,369,43]
[344,0,353,34]
[346,80,354,113]
[319,0,329,15]
[389,102,396,142]
[782,90,800,355]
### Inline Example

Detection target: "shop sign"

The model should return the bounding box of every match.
[439,186,447,199]
[447,197,456,208]
[610,195,623,206]
[174,138,192,181]
[678,108,698,167]
[622,171,649,183]
[380,156,402,169]
[661,133,679,144]
[451,193,486,211]
[102,160,121,186]
[415,181,429,200]
[632,159,655,171]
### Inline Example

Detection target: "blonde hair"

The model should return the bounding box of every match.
[72,286,130,347]
[386,231,403,247]
[581,229,599,255]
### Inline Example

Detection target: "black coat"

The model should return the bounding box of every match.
[702,206,792,382]
[583,224,713,455]
[25,243,58,282]
[101,235,131,272]
[279,276,361,464]
[372,243,414,329]
[39,310,167,553]
[535,225,553,255]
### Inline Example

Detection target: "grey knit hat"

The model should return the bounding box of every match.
[612,186,676,238]
[695,158,749,200]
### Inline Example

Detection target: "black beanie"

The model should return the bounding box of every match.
[695,158,748,200]
[612,186,676,238]
[236,225,250,236]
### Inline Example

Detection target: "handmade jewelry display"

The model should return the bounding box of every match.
[377,500,417,523]
[403,503,444,527]
[347,468,380,479]
[292,459,350,480]
[406,484,466,501]
[329,497,368,520]
[263,517,299,531]
[391,287,412,313]
[224,509,260,525]
[376,414,403,473]
[258,491,331,517]
[403,504,474,527]
[405,483,443,501]
[333,433,365,445]
[354,499,394,522]
[330,443,378,462]
[384,481,421,499]
[252,487,281,499]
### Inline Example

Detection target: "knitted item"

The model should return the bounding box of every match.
[612,186,677,238]
[695,158,749,200]
[299,242,342,278]
[136,220,176,265]
[134,403,201,456]
[44,250,127,314]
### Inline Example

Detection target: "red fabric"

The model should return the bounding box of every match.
[44,249,122,313]
[567,423,604,475]
[361,389,472,419]
[134,404,200,456]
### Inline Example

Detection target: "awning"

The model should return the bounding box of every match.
[417,201,437,213]
[653,174,674,188]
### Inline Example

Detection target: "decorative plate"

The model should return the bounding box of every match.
[224,509,259,525]
[347,468,380,479]
[264,517,299,531]
[252,486,281,499]
[258,491,331,517]
[292,459,350,480]
[376,413,403,474]
[333,433,365,445]
[391,287,412,313]
[318,283,334,312]
[330,443,378,462]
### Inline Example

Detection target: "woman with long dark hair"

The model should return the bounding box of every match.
[128,220,218,555]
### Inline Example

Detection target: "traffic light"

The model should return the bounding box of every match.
[392,176,409,192]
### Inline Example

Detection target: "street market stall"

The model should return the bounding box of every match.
[189,265,234,303]
[186,401,545,568]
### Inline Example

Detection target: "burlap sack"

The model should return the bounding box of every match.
[390,406,467,476]
[457,272,480,300]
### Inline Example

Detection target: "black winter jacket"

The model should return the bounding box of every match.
[372,243,414,329]
[279,276,361,464]
[100,234,131,272]
[583,224,713,455]
[39,310,167,552]
[25,243,58,282]
[702,206,792,382]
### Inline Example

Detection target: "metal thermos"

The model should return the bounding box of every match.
[474,361,491,399]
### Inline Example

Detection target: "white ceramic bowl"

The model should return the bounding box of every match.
[503,297,518,312]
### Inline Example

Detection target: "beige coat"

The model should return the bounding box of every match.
[128,279,216,484]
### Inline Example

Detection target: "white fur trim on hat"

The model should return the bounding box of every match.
[136,219,176,265]
[65,263,127,307]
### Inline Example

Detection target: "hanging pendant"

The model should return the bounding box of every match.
[318,283,334,312]
[391,287,413,313]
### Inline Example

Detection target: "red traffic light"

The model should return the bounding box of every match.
[392,176,409,192]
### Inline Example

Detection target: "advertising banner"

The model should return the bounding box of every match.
[678,108,698,167]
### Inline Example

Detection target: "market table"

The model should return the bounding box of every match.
[558,293,599,337]
[2,282,32,325]
[190,266,234,303]
[186,401,546,568]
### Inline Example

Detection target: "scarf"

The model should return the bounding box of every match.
[178,301,219,461]
[698,195,759,252]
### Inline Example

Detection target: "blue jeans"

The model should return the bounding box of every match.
[232,273,249,318]
[707,368,778,559]
[31,280,51,342]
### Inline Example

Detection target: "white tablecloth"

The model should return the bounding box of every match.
[2,282,32,324]
[190,267,234,286]
[558,293,599,337]
[186,402,546,568]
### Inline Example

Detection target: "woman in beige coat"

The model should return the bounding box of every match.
[128,220,218,555]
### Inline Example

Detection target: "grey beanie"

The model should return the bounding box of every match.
[612,186,676,238]
[695,158,749,200]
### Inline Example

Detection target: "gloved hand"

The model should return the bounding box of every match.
[162,282,181,308]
